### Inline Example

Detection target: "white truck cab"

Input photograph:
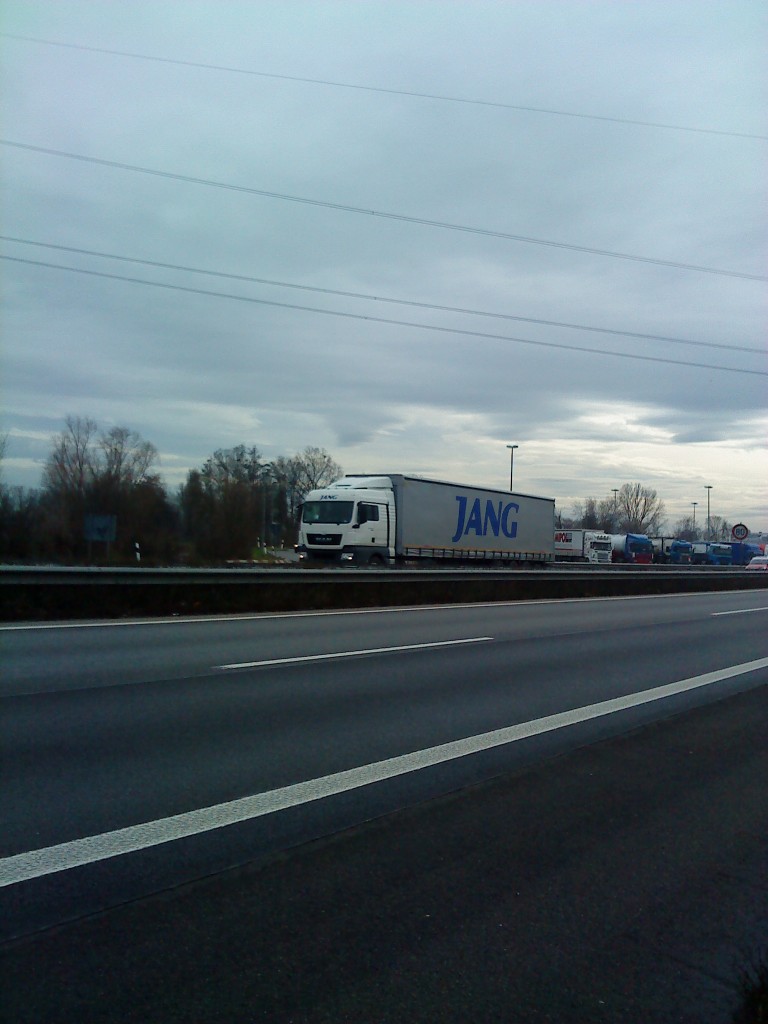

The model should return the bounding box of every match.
[298,477,395,566]
[583,532,612,564]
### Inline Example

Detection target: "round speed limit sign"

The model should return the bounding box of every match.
[732,523,749,540]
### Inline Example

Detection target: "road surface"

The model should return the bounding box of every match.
[1,590,767,1021]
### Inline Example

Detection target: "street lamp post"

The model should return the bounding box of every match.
[691,501,698,535]
[506,444,518,491]
[704,485,713,540]
[612,489,619,531]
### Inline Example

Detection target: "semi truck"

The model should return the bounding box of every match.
[610,533,654,564]
[691,542,733,566]
[650,537,693,564]
[667,539,693,564]
[730,542,764,566]
[554,530,612,563]
[297,474,555,567]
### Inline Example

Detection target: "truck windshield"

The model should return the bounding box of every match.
[302,501,354,525]
[590,541,611,551]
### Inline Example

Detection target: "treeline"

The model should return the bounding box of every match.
[0,417,342,564]
[1,421,736,563]
[560,483,732,540]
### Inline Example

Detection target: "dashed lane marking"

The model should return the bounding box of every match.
[217,636,493,670]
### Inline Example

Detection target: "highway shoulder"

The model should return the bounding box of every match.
[2,683,767,1023]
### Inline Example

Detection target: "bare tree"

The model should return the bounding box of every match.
[180,444,341,560]
[674,515,700,542]
[572,497,600,530]
[99,427,158,489]
[42,415,98,498]
[40,416,169,561]
[617,483,665,534]
[200,445,263,490]
[180,445,267,559]
[273,455,303,521]
[572,495,620,532]
[291,447,343,497]
[708,515,732,542]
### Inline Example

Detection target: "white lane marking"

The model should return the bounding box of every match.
[712,607,768,616]
[218,637,493,670]
[2,655,767,888]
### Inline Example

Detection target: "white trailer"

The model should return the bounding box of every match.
[297,474,555,566]
[554,530,612,563]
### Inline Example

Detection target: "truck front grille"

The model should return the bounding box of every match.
[307,533,342,546]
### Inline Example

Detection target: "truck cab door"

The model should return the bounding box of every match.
[355,502,382,547]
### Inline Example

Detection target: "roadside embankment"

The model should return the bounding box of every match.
[1,565,766,621]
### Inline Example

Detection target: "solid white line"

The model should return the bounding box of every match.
[2,654,767,888]
[712,607,768,616]
[218,637,493,670]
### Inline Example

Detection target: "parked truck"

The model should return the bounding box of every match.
[297,475,555,567]
[650,537,693,564]
[691,542,733,566]
[667,539,693,564]
[554,530,612,563]
[729,542,764,566]
[610,533,654,564]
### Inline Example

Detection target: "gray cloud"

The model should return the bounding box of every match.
[1,1,766,523]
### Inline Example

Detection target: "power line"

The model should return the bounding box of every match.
[2,140,765,282]
[3,33,765,142]
[1,235,761,357]
[3,254,765,378]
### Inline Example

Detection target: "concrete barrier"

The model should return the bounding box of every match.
[0,566,766,621]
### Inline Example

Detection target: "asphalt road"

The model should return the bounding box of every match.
[2,590,767,1021]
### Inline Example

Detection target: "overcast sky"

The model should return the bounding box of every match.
[1,1,766,530]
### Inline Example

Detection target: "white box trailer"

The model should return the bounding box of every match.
[554,529,612,563]
[297,474,555,566]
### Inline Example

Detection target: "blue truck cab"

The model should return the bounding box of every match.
[692,542,733,566]
[668,539,693,564]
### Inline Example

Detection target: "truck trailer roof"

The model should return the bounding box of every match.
[341,473,555,503]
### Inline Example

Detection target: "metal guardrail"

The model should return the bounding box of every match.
[1,564,765,621]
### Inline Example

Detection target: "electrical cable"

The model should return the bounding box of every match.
[1,235,761,356]
[2,141,764,282]
[3,254,765,377]
[3,33,765,141]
